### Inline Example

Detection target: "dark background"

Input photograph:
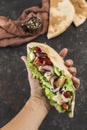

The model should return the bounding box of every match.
[0,0,87,130]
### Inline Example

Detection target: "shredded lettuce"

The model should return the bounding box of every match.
[64,78,74,94]
[42,86,65,113]
[53,66,65,77]
[44,87,55,100]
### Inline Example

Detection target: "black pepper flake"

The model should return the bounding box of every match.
[21,16,42,34]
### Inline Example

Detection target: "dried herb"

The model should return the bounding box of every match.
[21,16,42,33]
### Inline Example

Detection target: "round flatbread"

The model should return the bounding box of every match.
[70,0,87,27]
[47,0,75,39]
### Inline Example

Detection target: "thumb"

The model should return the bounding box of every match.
[21,56,27,67]
[21,56,30,73]
[21,56,27,64]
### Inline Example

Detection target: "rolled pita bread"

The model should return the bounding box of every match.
[47,0,75,39]
[27,42,76,117]
[70,0,87,27]
[27,42,72,78]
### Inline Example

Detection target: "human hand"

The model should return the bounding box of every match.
[21,48,80,112]
[21,56,51,112]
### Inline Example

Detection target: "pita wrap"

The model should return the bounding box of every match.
[47,0,75,39]
[70,0,87,27]
[27,42,76,117]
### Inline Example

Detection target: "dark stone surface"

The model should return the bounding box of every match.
[0,0,87,130]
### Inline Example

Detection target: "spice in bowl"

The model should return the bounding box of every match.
[21,16,42,33]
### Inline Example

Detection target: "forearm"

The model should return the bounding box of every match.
[1,97,48,130]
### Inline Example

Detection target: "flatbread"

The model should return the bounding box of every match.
[70,0,87,27]
[47,0,75,39]
[27,42,72,78]
[27,42,75,117]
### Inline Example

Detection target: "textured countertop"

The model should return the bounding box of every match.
[0,0,87,130]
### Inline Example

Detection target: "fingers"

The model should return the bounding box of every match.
[65,59,76,76]
[59,49,80,90]
[65,59,77,76]
[59,48,68,58]
[65,59,73,67]
[72,77,80,90]
[65,59,79,88]
[68,67,77,76]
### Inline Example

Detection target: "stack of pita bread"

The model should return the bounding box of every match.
[47,0,87,39]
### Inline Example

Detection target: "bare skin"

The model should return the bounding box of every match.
[1,48,80,130]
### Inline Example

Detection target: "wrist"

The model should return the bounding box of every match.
[26,96,50,116]
[24,97,50,129]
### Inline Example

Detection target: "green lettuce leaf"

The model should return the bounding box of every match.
[43,86,65,112]
[64,78,74,93]
[27,56,52,89]
[44,86,55,100]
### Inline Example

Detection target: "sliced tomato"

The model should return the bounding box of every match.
[33,57,43,67]
[43,58,53,66]
[34,47,42,53]
[62,103,69,111]
[63,91,71,98]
